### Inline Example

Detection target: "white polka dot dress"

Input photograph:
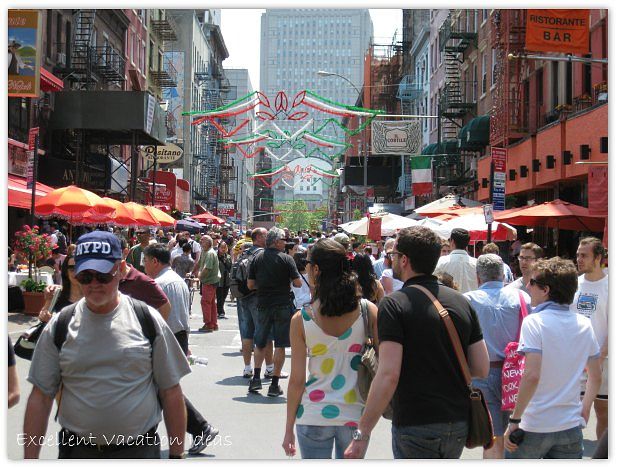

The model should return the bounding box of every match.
[296,304,366,427]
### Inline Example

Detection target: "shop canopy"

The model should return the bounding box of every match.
[8,174,55,209]
[40,68,64,92]
[459,115,490,150]
[493,199,606,232]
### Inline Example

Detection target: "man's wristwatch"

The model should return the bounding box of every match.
[352,429,370,441]
[508,416,521,424]
[169,453,186,459]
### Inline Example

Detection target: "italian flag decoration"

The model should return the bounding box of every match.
[410,156,432,195]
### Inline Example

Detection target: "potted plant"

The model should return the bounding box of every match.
[20,277,48,315]
[13,225,53,315]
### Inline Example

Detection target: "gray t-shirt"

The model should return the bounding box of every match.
[155,266,191,334]
[28,294,190,443]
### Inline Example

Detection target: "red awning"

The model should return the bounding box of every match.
[8,174,55,209]
[40,68,64,92]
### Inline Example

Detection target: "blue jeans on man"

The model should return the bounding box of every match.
[391,421,468,459]
[505,426,583,459]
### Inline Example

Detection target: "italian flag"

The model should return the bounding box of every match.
[410,156,432,195]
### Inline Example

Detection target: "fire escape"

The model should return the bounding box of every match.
[53,10,129,196]
[437,11,477,178]
[489,10,528,148]
[150,12,179,140]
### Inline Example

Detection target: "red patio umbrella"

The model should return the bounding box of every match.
[123,202,160,226]
[191,211,225,225]
[493,199,605,232]
[145,205,176,227]
[35,185,115,217]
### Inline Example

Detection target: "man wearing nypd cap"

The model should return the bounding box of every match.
[23,231,190,459]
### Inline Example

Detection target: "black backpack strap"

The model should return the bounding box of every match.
[130,297,157,348]
[54,302,78,352]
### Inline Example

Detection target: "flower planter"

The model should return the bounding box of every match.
[22,291,46,316]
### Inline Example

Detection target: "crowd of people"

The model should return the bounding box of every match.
[9,221,608,459]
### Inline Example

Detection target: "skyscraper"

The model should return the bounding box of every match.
[259,9,373,206]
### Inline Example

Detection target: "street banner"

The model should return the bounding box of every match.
[8,10,42,98]
[371,120,422,155]
[491,147,507,211]
[410,156,432,196]
[367,216,382,241]
[588,166,608,216]
[26,127,39,189]
[525,9,590,55]
[146,94,156,134]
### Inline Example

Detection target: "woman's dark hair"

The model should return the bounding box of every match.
[310,238,360,317]
[56,255,74,309]
[293,251,308,272]
[350,254,378,302]
[285,242,295,255]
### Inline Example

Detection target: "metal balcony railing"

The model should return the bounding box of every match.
[90,45,126,83]
[150,14,178,42]
[440,80,477,117]
[150,55,178,88]
[439,17,477,53]
[397,75,424,102]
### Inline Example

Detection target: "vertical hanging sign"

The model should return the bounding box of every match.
[491,147,507,211]
[26,127,39,189]
[8,10,41,98]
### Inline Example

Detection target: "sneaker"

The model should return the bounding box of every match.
[188,424,219,455]
[198,325,213,333]
[243,369,254,379]
[217,313,226,319]
[267,384,284,397]
[248,377,263,393]
[264,369,289,379]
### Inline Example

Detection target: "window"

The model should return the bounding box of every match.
[482,9,488,23]
[481,54,487,95]
[491,48,498,86]
[472,63,477,101]
[46,10,52,58]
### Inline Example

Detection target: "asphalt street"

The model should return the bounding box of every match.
[6,294,600,459]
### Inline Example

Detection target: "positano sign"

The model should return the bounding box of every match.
[139,143,184,164]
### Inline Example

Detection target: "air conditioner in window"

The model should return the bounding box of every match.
[57,52,66,65]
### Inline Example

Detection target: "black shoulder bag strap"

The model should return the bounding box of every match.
[130,297,157,348]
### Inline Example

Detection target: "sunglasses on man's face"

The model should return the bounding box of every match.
[528,277,547,289]
[75,267,119,285]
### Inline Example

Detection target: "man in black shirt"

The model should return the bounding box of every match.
[247,227,301,397]
[345,226,489,459]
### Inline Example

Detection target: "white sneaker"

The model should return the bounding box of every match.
[264,369,289,379]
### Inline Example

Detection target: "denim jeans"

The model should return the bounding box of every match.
[296,424,354,459]
[473,367,510,435]
[392,421,468,459]
[505,426,583,459]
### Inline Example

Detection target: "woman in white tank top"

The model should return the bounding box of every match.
[282,239,379,459]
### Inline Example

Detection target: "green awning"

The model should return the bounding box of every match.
[421,143,437,155]
[459,115,490,150]
[435,139,459,155]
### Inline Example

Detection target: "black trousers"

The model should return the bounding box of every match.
[216,286,229,315]
[174,330,208,437]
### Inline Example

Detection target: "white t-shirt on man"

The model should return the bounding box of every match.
[570,274,608,349]
[517,302,600,433]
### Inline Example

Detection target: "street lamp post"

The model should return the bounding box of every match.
[317,70,367,217]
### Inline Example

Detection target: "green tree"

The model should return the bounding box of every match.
[275,200,327,233]
[352,208,363,220]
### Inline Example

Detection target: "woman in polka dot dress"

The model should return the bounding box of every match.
[282,238,379,459]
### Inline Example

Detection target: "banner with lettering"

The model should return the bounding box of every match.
[8,10,41,98]
[371,120,422,155]
[525,9,590,55]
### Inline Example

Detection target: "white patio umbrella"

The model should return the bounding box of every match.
[414,194,482,216]
[340,213,419,236]
[434,213,517,242]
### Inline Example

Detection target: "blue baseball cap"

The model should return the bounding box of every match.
[74,231,122,275]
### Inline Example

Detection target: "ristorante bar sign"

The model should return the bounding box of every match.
[525,9,590,55]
